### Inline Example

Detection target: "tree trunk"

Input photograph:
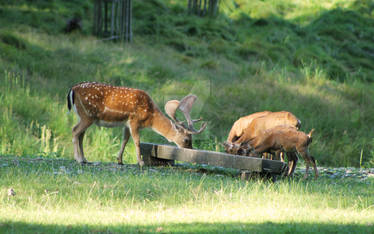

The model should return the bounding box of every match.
[188,0,192,14]
[93,0,132,43]
[202,0,207,16]
[187,0,219,17]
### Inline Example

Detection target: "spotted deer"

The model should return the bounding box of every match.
[67,82,207,166]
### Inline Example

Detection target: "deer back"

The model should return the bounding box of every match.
[235,111,300,144]
[70,82,156,127]
[226,111,271,142]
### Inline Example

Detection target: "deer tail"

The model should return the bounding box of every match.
[67,88,74,112]
[308,129,315,138]
[307,128,315,145]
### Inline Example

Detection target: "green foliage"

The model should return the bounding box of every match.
[0,0,374,167]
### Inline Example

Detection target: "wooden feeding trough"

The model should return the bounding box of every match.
[140,142,287,179]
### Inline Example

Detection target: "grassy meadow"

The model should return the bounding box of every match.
[0,0,374,232]
[1,156,373,233]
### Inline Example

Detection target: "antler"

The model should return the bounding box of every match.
[164,100,181,124]
[165,94,207,134]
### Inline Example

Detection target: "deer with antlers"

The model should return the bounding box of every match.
[67,82,207,166]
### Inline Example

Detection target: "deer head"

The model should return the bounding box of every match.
[164,94,207,148]
[223,141,253,156]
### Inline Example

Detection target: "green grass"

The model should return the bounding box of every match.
[0,156,373,233]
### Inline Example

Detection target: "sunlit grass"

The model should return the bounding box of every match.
[0,156,373,233]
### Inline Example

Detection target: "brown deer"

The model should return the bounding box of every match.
[226,111,272,143]
[67,82,207,166]
[249,126,317,179]
[223,111,301,176]
[224,111,300,157]
[235,111,301,144]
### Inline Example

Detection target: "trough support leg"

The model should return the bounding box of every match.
[240,170,252,180]
[141,144,175,167]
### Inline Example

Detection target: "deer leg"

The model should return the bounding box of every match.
[304,158,310,179]
[310,155,318,179]
[286,152,298,176]
[117,126,130,165]
[299,149,317,179]
[285,152,293,176]
[72,120,92,163]
[280,152,285,162]
[78,131,87,163]
[290,152,298,176]
[273,151,281,161]
[262,152,272,160]
[129,123,145,167]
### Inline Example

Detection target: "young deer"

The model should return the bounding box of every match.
[67,82,207,166]
[224,111,301,164]
[249,126,317,179]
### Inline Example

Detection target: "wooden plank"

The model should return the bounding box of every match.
[140,143,174,166]
[140,142,285,173]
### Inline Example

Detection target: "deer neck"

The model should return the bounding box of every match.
[151,110,180,142]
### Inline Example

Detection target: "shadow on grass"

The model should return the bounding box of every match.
[1,220,373,233]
